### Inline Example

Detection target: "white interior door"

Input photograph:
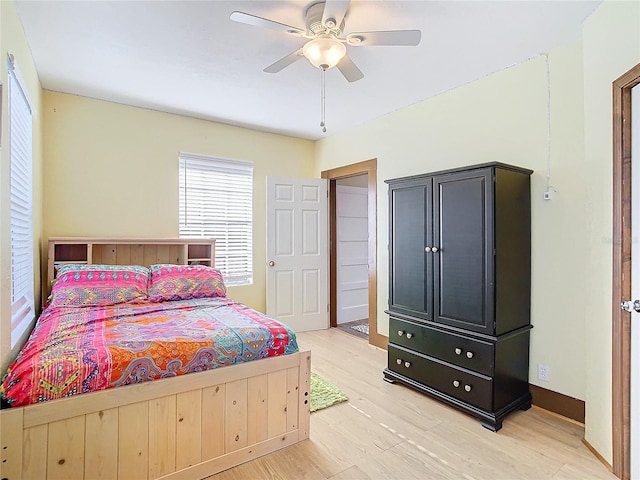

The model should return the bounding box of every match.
[266,177,328,332]
[631,83,639,480]
[336,185,369,325]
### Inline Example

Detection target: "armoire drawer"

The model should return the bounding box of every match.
[388,344,493,412]
[389,317,494,376]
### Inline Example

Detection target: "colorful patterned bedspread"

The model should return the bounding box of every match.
[1,298,298,407]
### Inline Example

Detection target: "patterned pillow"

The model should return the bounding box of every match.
[148,264,226,302]
[50,264,150,307]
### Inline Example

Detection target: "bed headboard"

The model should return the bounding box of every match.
[46,237,216,297]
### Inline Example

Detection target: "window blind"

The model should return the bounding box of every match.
[179,153,254,286]
[8,56,35,347]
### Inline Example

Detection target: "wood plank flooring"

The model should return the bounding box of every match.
[210,328,615,480]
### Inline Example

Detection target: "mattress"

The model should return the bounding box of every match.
[1,297,298,407]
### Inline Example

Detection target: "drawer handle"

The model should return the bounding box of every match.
[466,351,474,359]
[396,358,402,365]
[398,330,404,336]
[452,380,460,388]
[406,333,413,339]
[404,361,411,368]
[464,385,472,392]
[454,348,462,355]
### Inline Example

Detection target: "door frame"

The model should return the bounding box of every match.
[321,159,385,349]
[612,62,640,480]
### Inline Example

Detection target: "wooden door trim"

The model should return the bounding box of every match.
[612,62,640,480]
[321,159,385,349]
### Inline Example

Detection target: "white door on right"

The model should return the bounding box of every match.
[336,184,369,325]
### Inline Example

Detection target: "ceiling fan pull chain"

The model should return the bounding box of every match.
[320,66,327,133]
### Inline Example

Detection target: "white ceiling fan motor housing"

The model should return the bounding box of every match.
[305,1,345,37]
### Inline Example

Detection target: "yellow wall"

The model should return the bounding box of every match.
[0,0,43,371]
[582,0,640,463]
[42,91,315,310]
[316,42,588,399]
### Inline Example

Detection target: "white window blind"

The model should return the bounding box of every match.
[8,55,35,347]
[179,153,254,286]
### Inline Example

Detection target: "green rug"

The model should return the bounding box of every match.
[310,372,348,412]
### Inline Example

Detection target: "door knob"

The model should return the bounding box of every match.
[268,261,275,267]
[431,246,439,253]
[620,299,640,312]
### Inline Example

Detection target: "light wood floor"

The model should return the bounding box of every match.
[211,328,615,480]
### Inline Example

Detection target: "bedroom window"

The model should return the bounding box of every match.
[8,55,35,347]
[179,153,254,286]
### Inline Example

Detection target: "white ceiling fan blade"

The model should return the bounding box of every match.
[336,54,364,83]
[346,30,422,46]
[264,49,304,73]
[322,0,350,30]
[230,11,305,36]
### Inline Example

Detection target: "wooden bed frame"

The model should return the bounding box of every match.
[0,238,311,480]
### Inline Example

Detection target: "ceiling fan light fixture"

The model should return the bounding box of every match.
[302,35,346,69]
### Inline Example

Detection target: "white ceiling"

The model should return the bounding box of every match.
[15,0,601,141]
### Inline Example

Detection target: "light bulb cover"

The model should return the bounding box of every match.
[302,35,346,69]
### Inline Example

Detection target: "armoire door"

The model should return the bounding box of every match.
[433,168,495,334]
[388,179,433,320]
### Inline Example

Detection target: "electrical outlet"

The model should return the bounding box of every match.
[537,363,550,382]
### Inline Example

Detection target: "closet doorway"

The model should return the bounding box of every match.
[335,176,369,338]
[321,159,385,349]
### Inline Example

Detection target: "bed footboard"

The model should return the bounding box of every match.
[0,351,311,480]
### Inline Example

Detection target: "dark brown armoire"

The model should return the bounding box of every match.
[383,162,533,431]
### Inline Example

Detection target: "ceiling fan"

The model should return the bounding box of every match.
[230,0,422,83]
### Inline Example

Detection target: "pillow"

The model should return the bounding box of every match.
[148,264,226,302]
[50,264,149,307]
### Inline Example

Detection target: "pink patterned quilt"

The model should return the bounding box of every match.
[1,297,298,407]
